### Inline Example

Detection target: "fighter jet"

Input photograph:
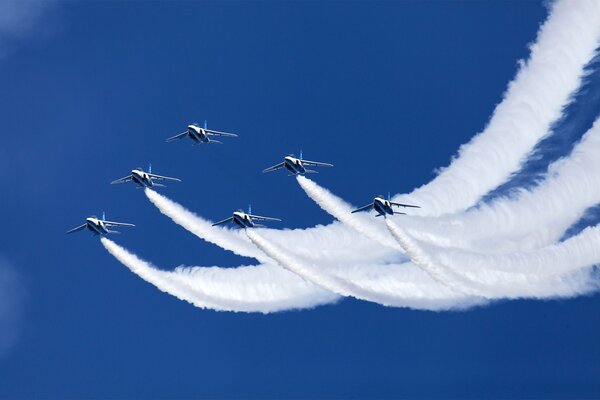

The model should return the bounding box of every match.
[111,164,181,188]
[262,151,333,175]
[212,205,281,229]
[66,212,135,235]
[351,194,420,217]
[166,120,238,145]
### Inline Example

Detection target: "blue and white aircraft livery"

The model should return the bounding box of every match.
[111,164,181,188]
[262,152,333,175]
[66,212,135,235]
[166,120,238,145]
[351,195,420,217]
[212,206,281,229]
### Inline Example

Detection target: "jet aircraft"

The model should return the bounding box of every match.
[262,151,333,175]
[212,206,281,228]
[166,120,238,145]
[67,212,135,235]
[111,164,181,188]
[351,194,420,217]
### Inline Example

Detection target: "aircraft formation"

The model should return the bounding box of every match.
[67,120,419,235]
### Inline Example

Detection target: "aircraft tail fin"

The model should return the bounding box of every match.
[149,163,152,174]
[300,150,303,160]
[208,139,222,144]
[304,169,318,174]
[204,120,207,129]
[248,204,252,214]
[107,230,121,234]
[102,211,105,221]
[153,183,166,188]
[393,211,407,215]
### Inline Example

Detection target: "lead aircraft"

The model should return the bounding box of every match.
[166,120,238,145]
[212,205,281,228]
[262,151,333,175]
[111,164,181,188]
[351,193,420,217]
[67,212,135,235]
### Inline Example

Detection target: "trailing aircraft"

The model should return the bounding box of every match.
[67,212,135,235]
[166,120,238,145]
[212,205,281,228]
[111,164,181,188]
[351,193,420,217]
[262,151,333,175]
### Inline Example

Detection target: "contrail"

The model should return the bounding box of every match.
[100,238,340,313]
[386,220,600,299]
[145,189,270,262]
[399,116,600,254]
[146,188,396,264]
[246,229,480,310]
[297,176,402,250]
[392,0,600,216]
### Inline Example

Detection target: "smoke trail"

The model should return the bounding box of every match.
[297,176,402,250]
[145,189,270,262]
[385,219,487,297]
[246,229,479,310]
[387,220,600,299]
[147,188,397,264]
[100,238,339,313]
[393,0,600,216]
[401,116,600,253]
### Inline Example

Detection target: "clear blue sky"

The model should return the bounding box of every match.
[1,1,599,398]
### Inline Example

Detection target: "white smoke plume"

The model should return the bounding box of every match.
[145,189,270,262]
[401,116,600,253]
[387,220,600,299]
[246,229,480,310]
[100,238,339,313]
[393,0,600,216]
[297,176,402,250]
[146,187,397,264]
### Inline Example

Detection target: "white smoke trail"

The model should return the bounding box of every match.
[100,238,340,313]
[393,0,600,216]
[246,229,479,310]
[145,189,270,262]
[146,188,397,264]
[401,116,600,254]
[297,176,402,250]
[386,220,600,299]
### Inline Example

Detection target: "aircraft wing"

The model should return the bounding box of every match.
[390,201,420,208]
[165,131,188,142]
[149,173,181,182]
[66,224,87,234]
[249,214,281,222]
[111,175,132,184]
[205,129,238,137]
[103,220,135,227]
[302,159,333,167]
[262,162,285,173]
[351,203,373,213]
[212,216,234,226]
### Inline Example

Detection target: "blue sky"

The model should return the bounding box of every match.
[1,1,599,398]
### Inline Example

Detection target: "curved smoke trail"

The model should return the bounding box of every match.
[246,229,480,310]
[386,220,600,299]
[101,238,340,313]
[393,0,600,216]
[401,116,600,253]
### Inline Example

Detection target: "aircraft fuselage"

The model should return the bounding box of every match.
[232,211,255,228]
[188,124,210,143]
[373,197,394,216]
[131,169,154,187]
[284,156,306,175]
[85,217,109,235]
